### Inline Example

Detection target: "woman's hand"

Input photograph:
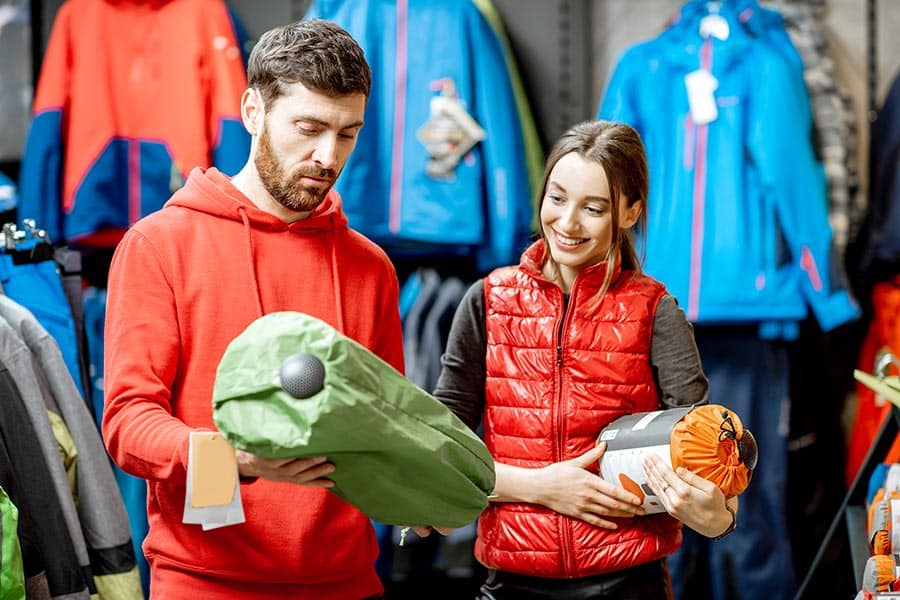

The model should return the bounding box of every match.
[236,450,335,487]
[642,452,735,538]
[530,442,645,529]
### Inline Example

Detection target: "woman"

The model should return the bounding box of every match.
[433,120,738,599]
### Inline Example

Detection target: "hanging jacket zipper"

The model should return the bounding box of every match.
[687,37,713,321]
[388,0,409,234]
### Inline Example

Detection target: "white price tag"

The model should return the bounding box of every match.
[685,69,719,125]
[700,14,730,41]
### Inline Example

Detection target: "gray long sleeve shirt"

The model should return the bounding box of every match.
[433,280,709,431]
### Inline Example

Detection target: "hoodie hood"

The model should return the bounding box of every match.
[166,167,350,329]
[167,167,349,232]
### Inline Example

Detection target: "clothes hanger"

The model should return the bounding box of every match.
[0,220,55,265]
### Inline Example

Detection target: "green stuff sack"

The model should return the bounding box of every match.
[212,311,495,528]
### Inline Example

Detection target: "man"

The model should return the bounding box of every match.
[103,20,408,598]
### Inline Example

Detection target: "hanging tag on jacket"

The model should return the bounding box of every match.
[684,69,719,125]
[699,14,730,41]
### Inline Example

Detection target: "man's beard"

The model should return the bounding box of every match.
[255,126,337,213]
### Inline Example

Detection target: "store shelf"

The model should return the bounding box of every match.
[795,405,900,598]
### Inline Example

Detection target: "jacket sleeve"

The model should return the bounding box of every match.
[466,4,531,271]
[205,1,250,176]
[18,3,72,243]
[432,280,487,432]
[651,294,708,408]
[747,52,859,331]
[103,228,194,482]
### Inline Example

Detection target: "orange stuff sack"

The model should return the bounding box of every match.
[869,495,892,556]
[868,490,900,556]
[869,488,887,536]
[598,405,756,513]
[862,554,898,592]
[669,405,757,499]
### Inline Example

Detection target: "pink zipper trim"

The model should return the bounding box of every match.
[800,246,823,292]
[388,0,409,234]
[128,139,141,225]
[683,114,695,170]
[687,38,713,321]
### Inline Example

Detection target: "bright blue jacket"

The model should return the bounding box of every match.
[304,0,533,271]
[599,3,858,332]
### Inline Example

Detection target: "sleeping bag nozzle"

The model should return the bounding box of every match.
[278,353,326,399]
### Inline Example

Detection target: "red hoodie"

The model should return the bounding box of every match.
[103,167,404,598]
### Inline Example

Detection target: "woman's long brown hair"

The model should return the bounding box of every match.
[536,120,649,300]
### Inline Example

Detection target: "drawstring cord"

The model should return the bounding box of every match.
[237,206,343,329]
[719,409,759,471]
[330,219,345,333]
[238,206,264,318]
[718,410,737,442]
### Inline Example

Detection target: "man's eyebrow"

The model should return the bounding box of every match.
[295,115,364,130]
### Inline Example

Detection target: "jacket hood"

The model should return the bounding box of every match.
[166,167,351,329]
[658,1,754,71]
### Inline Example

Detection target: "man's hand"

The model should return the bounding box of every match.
[236,450,335,487]
[410,526,453,538]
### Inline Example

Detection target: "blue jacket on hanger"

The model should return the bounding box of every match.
[599,2,858,332]
[304,0,533,271]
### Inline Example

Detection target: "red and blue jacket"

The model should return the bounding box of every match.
[19,0,250,247]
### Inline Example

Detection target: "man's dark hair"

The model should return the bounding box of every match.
[248,19,371,107]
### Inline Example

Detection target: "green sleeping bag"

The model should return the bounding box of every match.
[212,311,495,528]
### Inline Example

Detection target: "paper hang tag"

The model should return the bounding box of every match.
[183,432,245,530]
[685,69,719,125]
[416,93,486,180]
[189,431,237,507]
[699,14,730,41]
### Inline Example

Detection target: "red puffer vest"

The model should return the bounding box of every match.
[476,241,682,578]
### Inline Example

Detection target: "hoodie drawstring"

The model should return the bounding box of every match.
[330,218,345,333]
[238,206,264,318]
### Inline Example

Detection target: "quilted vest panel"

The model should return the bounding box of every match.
[476,241,682,578]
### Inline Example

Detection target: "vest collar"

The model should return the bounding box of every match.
[520,239,624,290]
